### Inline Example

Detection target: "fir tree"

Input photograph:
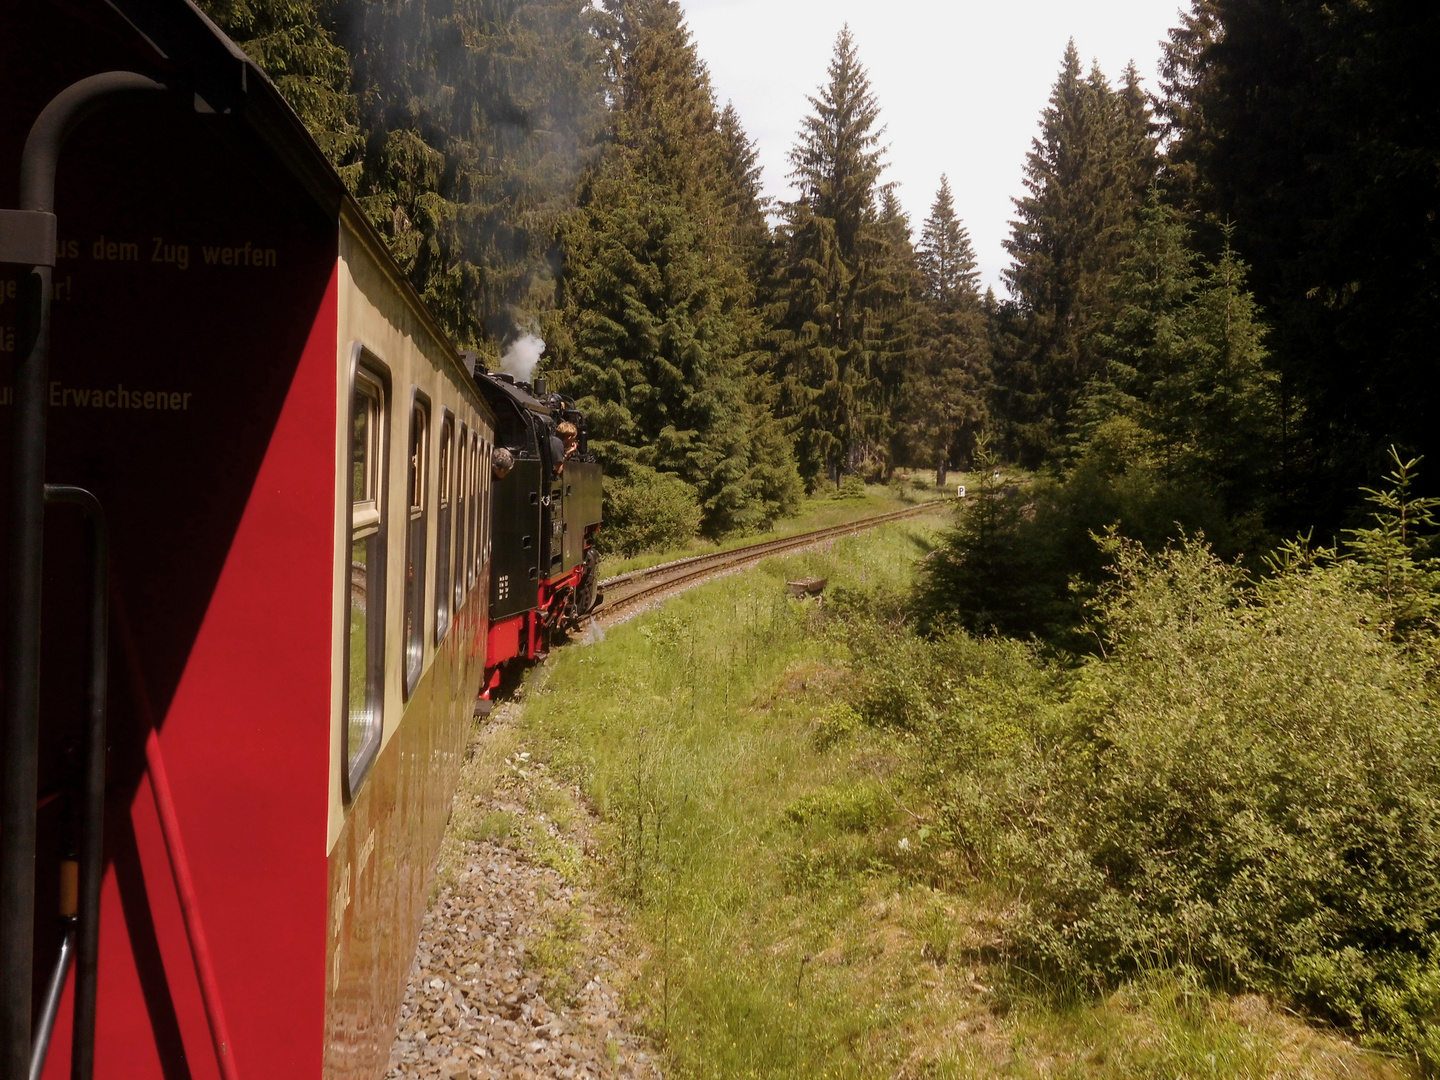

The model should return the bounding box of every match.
[1083,196,1278,516]
[563,0,799,534]
[903,176,989,482]
[334,0,609,352]
[197,0,363,180]
[1076,188,1198,454]
[1159,0,1440,529]
[1172,231,1279,510]
[917,175,978,305]
[997,42,1157,464]
[717,101,772,283]
[769,26,892,486]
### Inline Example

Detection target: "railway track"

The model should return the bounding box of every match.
[592,499,950,625]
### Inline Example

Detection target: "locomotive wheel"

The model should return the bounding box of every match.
[575,547,600,615]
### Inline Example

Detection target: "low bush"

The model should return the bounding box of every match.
[843,461,1440,1066]
[597,464,702,557]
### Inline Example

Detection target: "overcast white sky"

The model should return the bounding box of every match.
[681,0,1185,293]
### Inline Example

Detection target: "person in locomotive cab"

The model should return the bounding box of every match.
[492,445,514,479]
[557,420,579,462]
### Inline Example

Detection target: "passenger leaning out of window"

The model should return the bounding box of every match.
[557,421,579,467]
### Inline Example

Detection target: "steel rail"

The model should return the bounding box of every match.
[594,500,949,623]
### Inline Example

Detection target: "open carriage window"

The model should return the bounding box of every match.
[403,394,430,699]
[346,360,387,799]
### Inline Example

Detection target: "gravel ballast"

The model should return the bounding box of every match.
[384,696,661,1080]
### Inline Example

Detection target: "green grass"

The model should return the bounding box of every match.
[598,473,954,578]
[512,517,1408,1080]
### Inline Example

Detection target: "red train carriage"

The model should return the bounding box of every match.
[0,2,508,1077]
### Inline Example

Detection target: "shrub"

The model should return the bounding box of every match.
[846,460,1440,1062]
[810,702,862,750]
[833,473,867,500]
[907,536,1440,1061]
[598,464,702,557]
[912,422,1266,647]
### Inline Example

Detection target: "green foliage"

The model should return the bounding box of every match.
[925,198,1284,644]
[1160,0,1440,528]
[897,176,991,481]
[996,46,1158,465]
[1341,448,1440,641]
[783,785,889,833]
[198,0,364,180]
[562,0,800,536]
[597,463,702,557]
[855,463,1440,1064]
[912,436,1078,641]
[767,27,895,487]
[337,0,609,352]
[809,702,862,751]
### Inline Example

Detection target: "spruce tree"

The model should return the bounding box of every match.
[562,0,799,534]
[769,26,892,486]
[903,176,990,482]
[1173,232,1279,510]
[332,0,609,352]
[997,42,1157,464]
[1076,187,1197,454]
[917,175,979,305]
[717,102,772,283]
[1159,0,1440,529]
[197,0,363,179]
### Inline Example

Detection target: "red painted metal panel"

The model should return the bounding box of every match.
[485,614,523,668]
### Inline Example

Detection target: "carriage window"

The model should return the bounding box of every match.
[480,442,492,572]
[468,434,480,588]
[403,397,429,699]
[454,424,468,611]
[347,366,386,797]
[435,414,454,643]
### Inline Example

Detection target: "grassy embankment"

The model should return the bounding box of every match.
[599,471,953,579]
[500,511,1406,1079]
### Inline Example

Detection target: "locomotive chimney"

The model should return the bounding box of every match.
[533,377,547,397]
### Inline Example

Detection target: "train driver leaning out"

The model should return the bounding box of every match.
[492,445,515,480]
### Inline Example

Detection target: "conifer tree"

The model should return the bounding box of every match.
[197,0,363,179]
[917,175,979,305]
[1172,232,1279,509]
[997,42,1158,464]
[331,0,609,352]
[717,102,772,283]
[1083,195,1278,514]
[1159,0,1439,528]
[563,0,799,534]
[769,26,892,486]
[903,176,990,482]
[1075,188,1197,451]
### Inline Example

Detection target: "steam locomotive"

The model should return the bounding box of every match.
[0,2,600,1079]
[476,372,603,697]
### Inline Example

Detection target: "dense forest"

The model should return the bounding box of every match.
[200,0,1436,555]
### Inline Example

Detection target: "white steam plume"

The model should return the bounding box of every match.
[499,332,545,383]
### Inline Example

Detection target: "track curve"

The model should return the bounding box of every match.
[592,499,950,626]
